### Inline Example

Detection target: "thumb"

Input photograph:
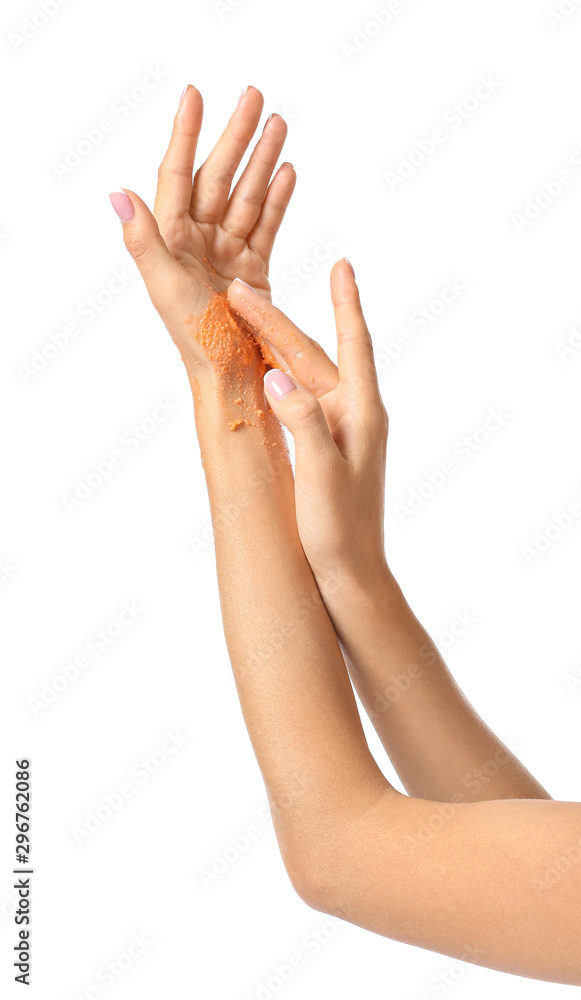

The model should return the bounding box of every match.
[263,368,337,464]
[109,188,184,311]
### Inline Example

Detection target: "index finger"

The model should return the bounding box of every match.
[331,259,379,396]
[227,279,339,397]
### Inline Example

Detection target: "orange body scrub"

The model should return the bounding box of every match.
[191,290,279,433]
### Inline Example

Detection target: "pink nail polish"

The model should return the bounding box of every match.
[345,258,355,278]
[109,191,135,222]
[264,369,296,400]
[238,85,250,106]
[179,85,189,107]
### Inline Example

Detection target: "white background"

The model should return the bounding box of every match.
[2,0,581,996]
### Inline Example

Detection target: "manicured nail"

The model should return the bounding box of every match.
[109,191,135,222]
[263,113,275,131]
[232,277,258,297]
[238,85,251,106]
[179,84,189,107]
[264,369,296,400]
[345,257,355,279]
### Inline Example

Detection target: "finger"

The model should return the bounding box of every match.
[227,278,338,396]
[263,369,338,465]
[331,258,379,396]
[110,189,186,312]
[155,85,204,219]
[220,114,288,239]
[190,85,264,224]
[247,162,297,261]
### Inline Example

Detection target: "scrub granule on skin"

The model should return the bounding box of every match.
[191,290,280,434]
[195,290,257,378]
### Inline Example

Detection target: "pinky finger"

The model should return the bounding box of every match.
[247,162,296,262]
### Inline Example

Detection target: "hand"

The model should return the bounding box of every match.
[226,262,390,587]
[110,85,295,380]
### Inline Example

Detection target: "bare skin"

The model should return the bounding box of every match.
[227,275,551,805]
[110,88,581,986]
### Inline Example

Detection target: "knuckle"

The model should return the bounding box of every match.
[213,168,234,192]
[237,190,263,209]
[123,230,148,261]
[290,397,320,427]
[365,400,389,437]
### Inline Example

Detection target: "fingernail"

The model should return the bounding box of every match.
[179,84,189,107]
[238,85,250,106]
[345,257,355,279]
[109,191,135,222]
[263,113,275,131]
[232,277,258,297]
[264,369,296,400]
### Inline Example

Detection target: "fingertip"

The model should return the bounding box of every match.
[237,84,264,112]
[332,257,356,279]
[330,258,359,304]
[264,368,296,400]
[175,85,203,130]
[227,276,259,303]
[109,190,135,222]
[263,112,288,136]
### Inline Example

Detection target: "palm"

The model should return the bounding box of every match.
[164,215,272,303]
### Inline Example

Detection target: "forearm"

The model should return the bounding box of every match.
[321,566,550,802]
[191,373,391,879]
